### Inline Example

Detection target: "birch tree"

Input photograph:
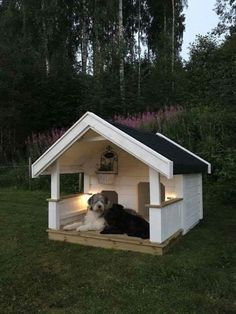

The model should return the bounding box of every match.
[118,0,125,107]
[81,0,88,74]
[171,0,175,73]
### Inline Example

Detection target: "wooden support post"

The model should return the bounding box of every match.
[48,200,60,230]
[83,174,90,193]
[51,160,60,200]
[49,160,60,229]
[149,167,161,204]
[149,167,162,243]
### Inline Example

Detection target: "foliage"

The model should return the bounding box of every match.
[0,188,235,313]
[26,128,67,162]
[214,0,236,34]
[0,0,187,162]
[0,0,236,201]
[115,105,236,203]
[0,164,82,195]
[113,106,184,130]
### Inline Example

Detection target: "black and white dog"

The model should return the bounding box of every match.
[101,204,149,239]
[63,193,110,232]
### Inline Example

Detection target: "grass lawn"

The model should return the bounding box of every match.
[0,188,235,314]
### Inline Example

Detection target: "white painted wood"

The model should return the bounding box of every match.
[199,174,203,219]
[148,167,162,242]
[149,208,162,243]
[83,148,149,210]
[58,195,87,218]
[48,201,60,229]
[32,111,173,179]
[51,160,60,200]
[181,174,202,234]
[161,200,182,242]
[60,211,86,226]
[83,174,90,193]
[88,114,173,178]
[80,135,106,142]
[149,167,161,205]
[32,122,89,177]
[31,111,206,240]
[156,132,211,173]
[149,200,183,243]
[160,174,184,200]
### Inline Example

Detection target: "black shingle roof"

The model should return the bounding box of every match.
[111,122,208,174]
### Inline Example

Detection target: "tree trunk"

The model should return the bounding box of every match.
[137,0,141,99]
[163,4,167,36]
[171,0,175,73]
[118,0,125,109]
[81,0,88,74]
[41,0,50,75]
[93,0,100,78]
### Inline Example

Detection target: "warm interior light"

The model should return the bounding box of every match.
[165,194,176,201]
[78,193,92,209]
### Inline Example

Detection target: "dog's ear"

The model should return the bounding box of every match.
[104,196,111,209]
[87,195,93,206]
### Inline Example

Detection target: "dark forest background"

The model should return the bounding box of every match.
[0,0,235,200]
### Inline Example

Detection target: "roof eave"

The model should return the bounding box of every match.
[156,132,211,174]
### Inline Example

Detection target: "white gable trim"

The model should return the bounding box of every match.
[32,112,173,178]
[156,132,211,174]
[32,113,91,177]
[87,113,173,178]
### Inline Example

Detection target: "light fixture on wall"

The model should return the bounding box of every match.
[165,194,177,201]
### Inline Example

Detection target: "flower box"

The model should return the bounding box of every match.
[96,171,117,185]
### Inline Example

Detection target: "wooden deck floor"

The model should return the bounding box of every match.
[47,229,182,255]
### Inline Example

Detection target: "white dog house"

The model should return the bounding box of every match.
[32,112,211,255]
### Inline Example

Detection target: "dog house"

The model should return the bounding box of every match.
[32,112,211,255]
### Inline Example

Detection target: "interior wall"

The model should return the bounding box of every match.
[86,147,149,210]
[55,129,184,212]
[160,175,183,200]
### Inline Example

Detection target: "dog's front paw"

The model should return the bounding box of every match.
[76,225,88,232]
[63,222,82,230]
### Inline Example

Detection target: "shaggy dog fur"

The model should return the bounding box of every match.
[63,193,110,232]
[101,203,149,239]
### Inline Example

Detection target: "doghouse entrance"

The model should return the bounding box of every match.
[138,182,165,220]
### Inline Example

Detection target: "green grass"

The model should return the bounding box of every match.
[0,188,235,314]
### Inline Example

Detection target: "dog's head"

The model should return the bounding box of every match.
[87,193,110,214]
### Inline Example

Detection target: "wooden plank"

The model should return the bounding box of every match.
[48,231,163,255]
[47,229,182,255]
[47,193,80,202]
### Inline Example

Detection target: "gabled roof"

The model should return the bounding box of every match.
[32,112,210,178]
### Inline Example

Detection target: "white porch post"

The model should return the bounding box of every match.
[149,167,162,243]
[83,173,90,193]
[49,160,60,229]
[51,160,60,200]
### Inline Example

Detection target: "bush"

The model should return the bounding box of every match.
[114,105,236,203]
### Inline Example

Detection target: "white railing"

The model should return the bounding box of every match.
[148,198,183,243]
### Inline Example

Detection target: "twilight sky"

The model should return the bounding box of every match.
[181,0,219,60]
